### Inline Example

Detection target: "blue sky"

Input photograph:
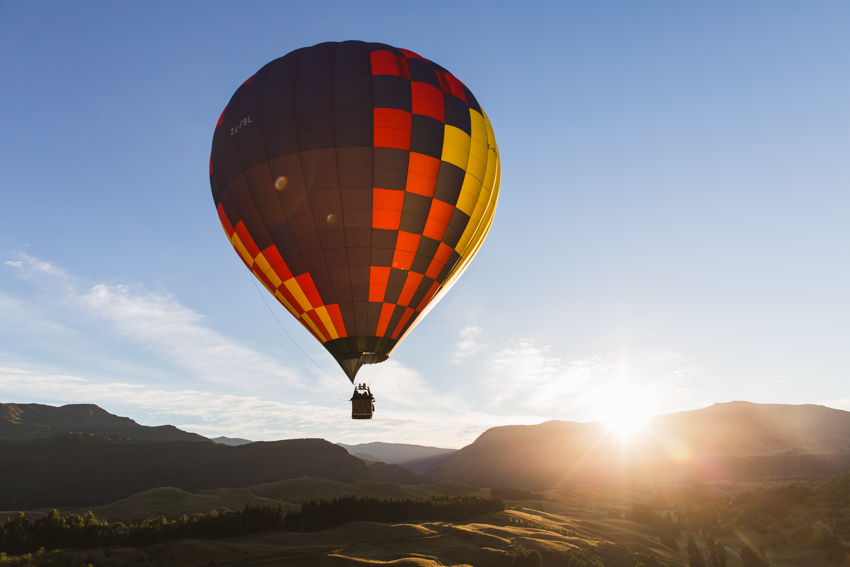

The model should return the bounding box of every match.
[1,2,849,448]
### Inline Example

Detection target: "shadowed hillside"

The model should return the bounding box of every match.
[426,402,850,488]
[0,435,376,510]
[0,403,209,443]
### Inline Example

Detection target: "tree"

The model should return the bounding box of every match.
[687,532,706,567]
[511,545,543,567]
[740,546,768,567]
[706,538,727,567]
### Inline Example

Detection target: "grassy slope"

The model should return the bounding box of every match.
[10,479,850,566]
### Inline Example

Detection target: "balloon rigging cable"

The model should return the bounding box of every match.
[248,274,349,387]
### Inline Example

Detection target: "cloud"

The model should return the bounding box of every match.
[4,261,22,267]
[77,283,300,388]
[454,326,487,360]
[4,254,304,390]
[451,336,693,425]
[482,339,605,413]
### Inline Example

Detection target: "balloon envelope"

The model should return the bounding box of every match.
[210,41,500,381]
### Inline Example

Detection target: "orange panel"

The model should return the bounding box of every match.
[373,188,405,230]
[261,245,284,267]
[398,48,425,61]
[398,272,424,307]
[395,231,421,253]
[391,307,416,339]
[372,208,402,230]
[295,273,323,308]
[276,282,303,315]
[376,302,396,337]
[233,221,261,258]
[422,200,455,241]
[416,280,441,311]
[405,152,441,197]
[374,109,412,150]
[253,265,274,291]
[217,203,234,237]
[391,250,415,270]
[443,72,468,103]
[434,69,451,94]
[369,266,391,302]
[325,304,347,338]
[370,50,405,77]
[374,187,405,209]
[271,261,293,282]
[425,242,454,279]
[411,82,445,121]
[305,310,330,342]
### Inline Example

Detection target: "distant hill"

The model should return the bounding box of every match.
[0,435,375,510]
[366,461,429,484]
[211,436,253,446]
[650,401,850,456]
[337,442,456,474]
[0,403,208,443]
[426,402,850,487]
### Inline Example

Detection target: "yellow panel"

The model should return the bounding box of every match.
[315,306,339,340]
[440,125,471,169]
[455,182,480,216]
[456,184,491,252]
[254,252,272,276]
[230,233,254,265]
[301,312,327,342]
[283,278,313,311]
[455,110,500,257]
[274,290,299,317]
[266,266,282,288]
[466,110,488,182]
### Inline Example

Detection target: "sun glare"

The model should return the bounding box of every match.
[592,382,656,440]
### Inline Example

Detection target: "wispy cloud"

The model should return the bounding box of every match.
[454,326,487,360]
[5,254,302,389]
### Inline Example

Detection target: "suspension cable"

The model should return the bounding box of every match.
[248,275,349,387]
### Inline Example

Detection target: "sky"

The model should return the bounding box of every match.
[1,2,849,448]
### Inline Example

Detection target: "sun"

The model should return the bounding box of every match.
[591,381,656,440]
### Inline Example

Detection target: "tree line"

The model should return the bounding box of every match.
[295,494,504,532]
[0,502,286,555]
[0,494,504,555]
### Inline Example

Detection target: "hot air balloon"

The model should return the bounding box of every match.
[209,41,501,401]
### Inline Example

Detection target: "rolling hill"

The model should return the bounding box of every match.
[0,434,375,510]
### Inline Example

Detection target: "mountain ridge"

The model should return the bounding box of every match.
[424,401,850,487]
[0,403,209,443]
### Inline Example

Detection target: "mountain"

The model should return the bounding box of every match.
[0,403,209,443]
[425,402,850,488]
[0,434,375,510]
[337,442,456,474]
[211,436,253,446]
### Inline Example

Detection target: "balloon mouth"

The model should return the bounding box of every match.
[324,336,396,382]
[335,352,389,382]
